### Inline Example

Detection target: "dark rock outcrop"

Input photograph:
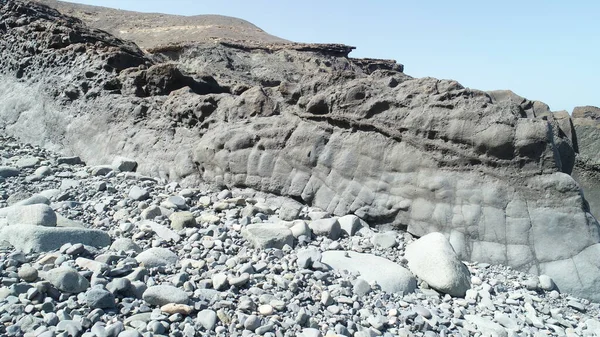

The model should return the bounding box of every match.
[2,0,600,301]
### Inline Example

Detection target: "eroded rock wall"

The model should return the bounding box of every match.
[2,0,600,300]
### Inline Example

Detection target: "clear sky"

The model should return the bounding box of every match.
[65,0,599,113]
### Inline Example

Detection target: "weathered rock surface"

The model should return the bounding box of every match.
[0,0,599,302]
[0,224,111,253]
[321,251,417,294]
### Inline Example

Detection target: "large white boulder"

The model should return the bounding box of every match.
[405,232,471,297]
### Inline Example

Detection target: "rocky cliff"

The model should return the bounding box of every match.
[2,0,600,301]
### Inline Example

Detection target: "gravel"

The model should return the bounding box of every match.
[1,135,600,337]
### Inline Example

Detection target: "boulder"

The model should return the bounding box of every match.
[169,211,197,230]
[405,232,471,297]
[135,247,179,268]
[7,204,57,227]
[321,251,416,294]
[112,156,138,172]
[45,266,90,293]
[308,218,341,240]
[143,285,189,306]
[0,225,111,253]
[128,186,149,201]
[241,223,294,249]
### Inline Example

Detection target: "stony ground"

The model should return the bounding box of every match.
[1,134,600,337]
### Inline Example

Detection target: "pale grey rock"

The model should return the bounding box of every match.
[211,273,228,291]
[338,214,362,237]
[128,186,149,201]
[33,166,52,177]
[279,201,303,221]
[91,165,114,176]
[309,218,341,240]
[56,156,83,165]
[110,238,142,253]
[7,204,57,227]
[86,286,116,309]
[15,156,39,168]
[297,247,322,269]
[287,220,311,238]
[371,232,397,248]
[406,232,471,297]
[141,205,162,220]
[112,156,138,172]
[321,251,416,294]
[197,309,218,331]
[169,211,197,230]
[141,220,181,242]
[242,223,294,249]
[0,225,111,253]
[0,194,50,217]
[135,247,178,268]
[143,285,189,306]
[18,265,38,282]
[45,266,90,293]
[464,315,507,337]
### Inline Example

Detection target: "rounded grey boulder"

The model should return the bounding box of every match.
[405,232,471,297]
[7,204,57,227]
[45,266,90,293]
[135,247,178,268]
[241,223,294,249]
[86,286,116,309]
[110,238,142,253]
[142,285,189,306]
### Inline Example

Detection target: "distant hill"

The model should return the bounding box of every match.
[35,0,289,50]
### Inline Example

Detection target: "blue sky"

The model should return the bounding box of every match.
[65,0,599,113]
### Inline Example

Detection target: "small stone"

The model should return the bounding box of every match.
[169,212,197,230]
[110,238,142,253]
[297,247,322,269]
[143,285,189,306]
[413,305,432,319]
[112,156,138,172]
[371,232,397,248]
[86,286,116,309]
[212,273,228,291]
[229,273,250,287]
[18,265,38,282]
[15,156,39,168]
[354,278,371,296]
[538,275,555,291]
[258,304,274,316]
[242,223,294,249]
[45,266,90,293]
[309,218,341,240]
[567,300,586,312]
[0,166,20,177]
[135,247,179,268]
[161,303,193,315]
[244,314,261,331]
[197,309,218,330]
[129,186,149,201]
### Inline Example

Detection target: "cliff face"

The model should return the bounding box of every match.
[2,0,600,301]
